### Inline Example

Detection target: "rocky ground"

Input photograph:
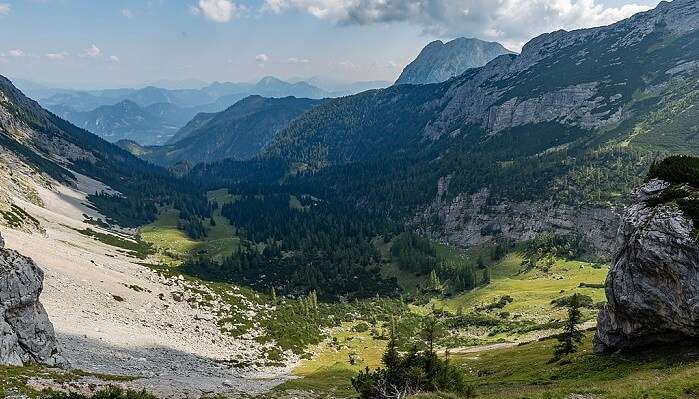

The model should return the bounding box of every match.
[0,173,293,397]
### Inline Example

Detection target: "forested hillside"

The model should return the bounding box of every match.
[260,0,699,254]
[135,96,323,166]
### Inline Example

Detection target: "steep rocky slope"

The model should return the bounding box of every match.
[0,232,66,367]
[0,76,293,396]
[395,38,514,85]
[595,157,699,352]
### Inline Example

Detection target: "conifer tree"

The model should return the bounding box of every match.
[553,293,585,360]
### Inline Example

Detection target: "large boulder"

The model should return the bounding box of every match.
[593,179,699,353]
[0,232,67,367]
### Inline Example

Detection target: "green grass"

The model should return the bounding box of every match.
[272,365,358,398]
[0,366,136,398]
[271,332,699,399]
[1,204,41,230]
[139,191,240,265]
[294,322,387,376]
[139,209,200,263]
[288,195,304,210]
[435,255,607,324]
[452,333,699,399]
[375,237,426,291]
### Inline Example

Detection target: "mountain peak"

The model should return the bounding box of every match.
[258,76,285,86]
[395,37,514,85]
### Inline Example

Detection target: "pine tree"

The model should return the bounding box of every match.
[428,269,442,293]
[481,267,491,285]
[271,287,277,304]
[553,294,585,360]
[383,317,400,370]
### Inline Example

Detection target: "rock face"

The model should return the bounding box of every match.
[395,38,514,85]
[0,232,66,367]
[418,184,619,258]
[593,180,699,353]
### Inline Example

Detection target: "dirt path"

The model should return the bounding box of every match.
[448,320,598,355]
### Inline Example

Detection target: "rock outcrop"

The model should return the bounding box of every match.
[593,179,699,353]
[0,232,67,367]
[418,183,619,258]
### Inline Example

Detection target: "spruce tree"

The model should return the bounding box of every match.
[553,293,585,360]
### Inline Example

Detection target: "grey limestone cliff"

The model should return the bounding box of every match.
[0,232,66,367]
[395,38,513,85]
[594,179,699,353]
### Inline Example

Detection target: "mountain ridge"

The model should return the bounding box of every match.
[125,95,323,166]
[260,0,699,254]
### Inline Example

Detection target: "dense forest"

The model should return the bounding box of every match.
[183,193,401,299]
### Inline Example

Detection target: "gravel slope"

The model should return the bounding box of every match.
[1,173,292,398]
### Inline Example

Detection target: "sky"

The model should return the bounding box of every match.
[0,0,663,89]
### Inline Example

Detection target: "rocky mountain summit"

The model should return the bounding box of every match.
[395,38,513,85]
[0,232,66,367]
[595,157,699,352]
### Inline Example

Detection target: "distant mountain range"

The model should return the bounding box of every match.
[56,100,181,146]
[30,77,388,145]
[120,95,323,165]
[395,38,514,85]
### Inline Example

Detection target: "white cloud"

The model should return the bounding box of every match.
[46,52,68,60]
[109,55,120,62]
[0,3,9,16]
[264,0,652,50]
[337,60,358,70]
[8,49,25,57]
[196,0,237,22]
[82,44,101,58]
[288,57,310,64]
[121,8,134,18]
[256,53,269,63]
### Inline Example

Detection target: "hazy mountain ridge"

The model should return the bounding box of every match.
[57,100,179,146]
[36,76,385,146]
[124,95,323,166]
[395,37,514,85]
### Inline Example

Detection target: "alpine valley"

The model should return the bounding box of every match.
[0,1,698,399]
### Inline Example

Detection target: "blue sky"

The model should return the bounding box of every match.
[0,0,662,88]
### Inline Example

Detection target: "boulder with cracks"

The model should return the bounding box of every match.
[594,179,699,353]
[0,232,67,367]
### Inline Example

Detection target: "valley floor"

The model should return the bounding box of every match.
[3,180,699,399]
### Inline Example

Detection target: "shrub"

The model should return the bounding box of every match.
[40,386,158,399]
[353,322,370,333]
[352,319,473,399]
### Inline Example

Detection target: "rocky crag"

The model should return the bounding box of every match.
[594,177,699,353]
[0,231,66,367]
[395,37,513,85]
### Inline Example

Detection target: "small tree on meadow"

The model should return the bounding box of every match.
[553,293,586,360]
